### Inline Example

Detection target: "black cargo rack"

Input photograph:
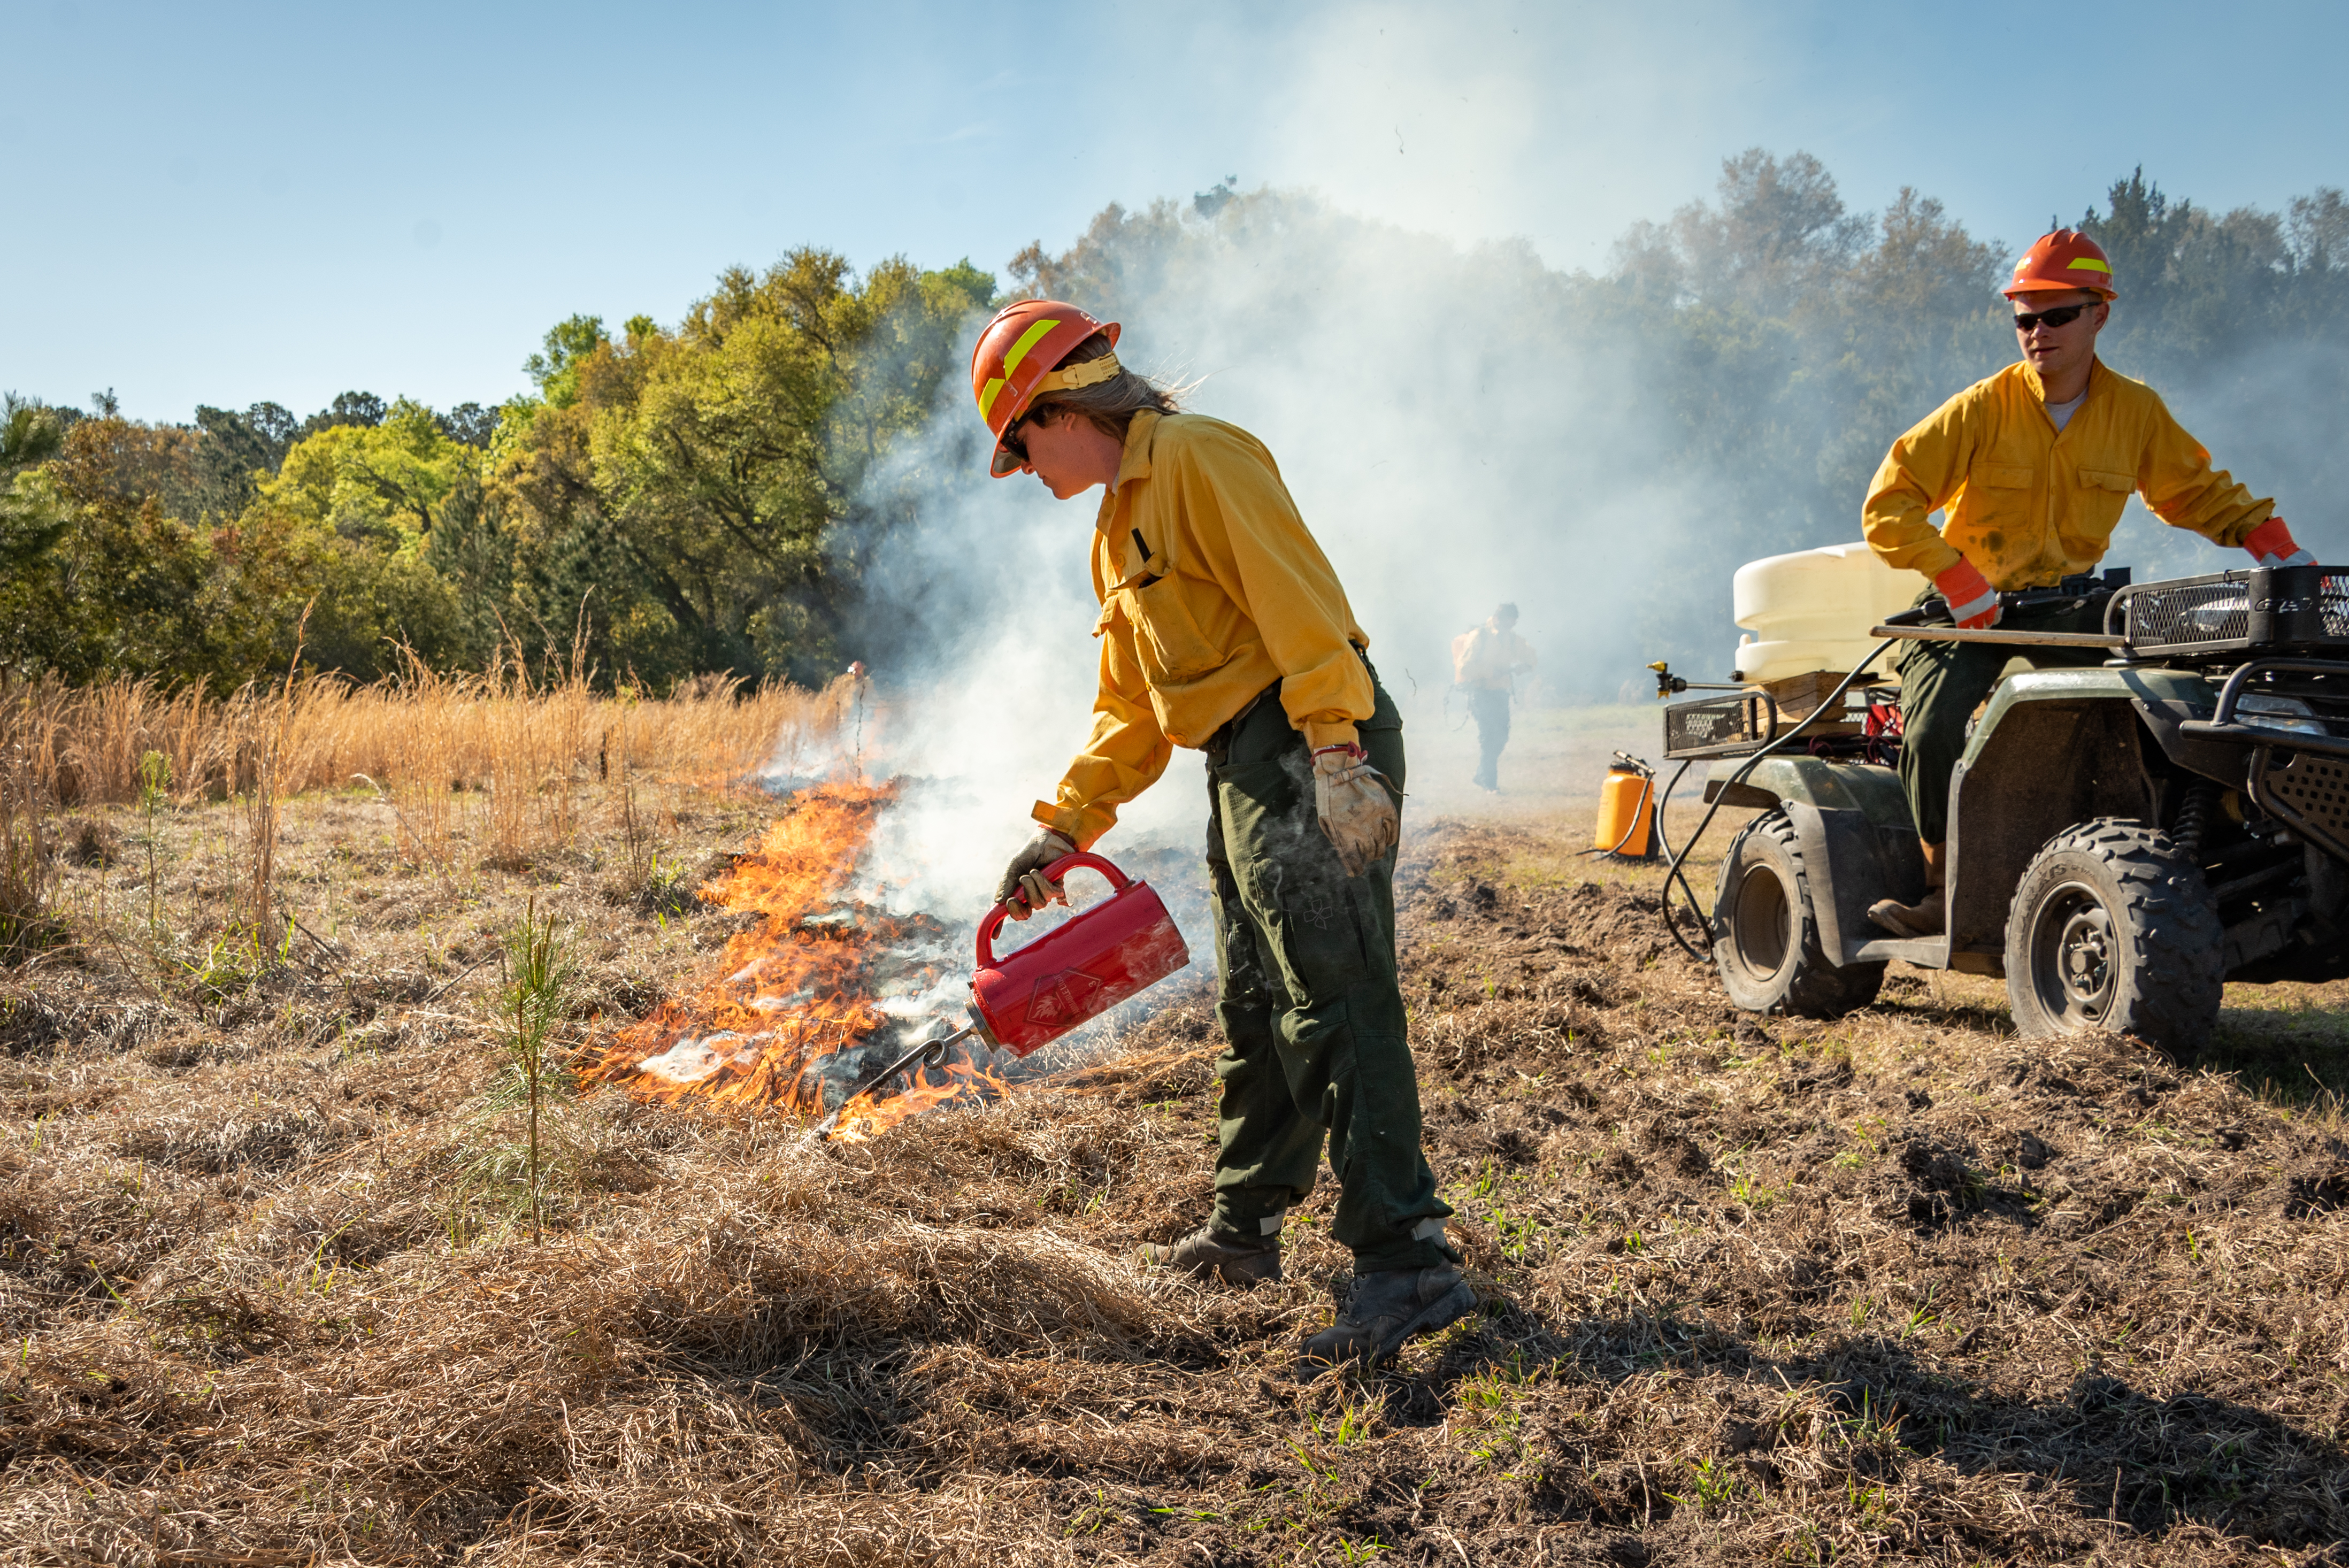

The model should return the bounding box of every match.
[2112,564,2349,659]
[1662,690,1782,760]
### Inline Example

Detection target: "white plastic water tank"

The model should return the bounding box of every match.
[1731,542,1920,686]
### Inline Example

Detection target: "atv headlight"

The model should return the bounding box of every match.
[2237,693,2330,737]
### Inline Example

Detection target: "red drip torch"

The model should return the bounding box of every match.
[810,853,1189,1138]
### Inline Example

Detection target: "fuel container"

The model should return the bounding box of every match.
[970,852,1190,1056]
[1592,763,1656,857]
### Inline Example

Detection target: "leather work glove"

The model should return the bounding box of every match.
[1933,559,2001,630]
[1312,743,1400,877]
[2243,517,2317,568]
[995,828,1076,921]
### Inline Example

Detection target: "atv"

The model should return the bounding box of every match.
[1661,563,2349,1057]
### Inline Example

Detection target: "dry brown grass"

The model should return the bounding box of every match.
[0,668,855,917]
[0,757,2346,1565]
[0,666,850,809]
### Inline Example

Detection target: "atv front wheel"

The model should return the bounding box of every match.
[2004,818,2222,1058]
[1713,810,1885,1018]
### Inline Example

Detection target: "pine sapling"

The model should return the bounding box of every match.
[137,749,170,942]
[501,896,572,1241]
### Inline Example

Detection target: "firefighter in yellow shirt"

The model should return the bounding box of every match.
[1863,230,2312,937]
[969,301,1472,1371]
[1452,603,1536,792]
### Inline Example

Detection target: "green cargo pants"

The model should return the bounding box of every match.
[1895,590,2109,843]
[1201,662,1456,1274]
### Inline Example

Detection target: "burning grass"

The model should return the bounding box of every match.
[0,762,2346,1564]
[575,778,1029,1141]
[578,780,911,1110]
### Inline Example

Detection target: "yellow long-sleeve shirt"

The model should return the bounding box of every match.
[1031,410,1373,848]
[1862,358,2274,590]
[1452,625,1536,692]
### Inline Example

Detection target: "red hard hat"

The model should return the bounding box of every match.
[970,299,1120,477]
[2003,229,2117,299]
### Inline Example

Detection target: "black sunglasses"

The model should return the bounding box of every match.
[2012,302,2096,333]
[999,410,1039,466]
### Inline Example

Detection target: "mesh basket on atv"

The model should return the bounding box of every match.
[2114,564,2349,659]
[1662,671,1889,763]
[1661,691,1781,759]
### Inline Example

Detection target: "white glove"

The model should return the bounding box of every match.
[995,828,1075,921]
[1312,744,1399,877]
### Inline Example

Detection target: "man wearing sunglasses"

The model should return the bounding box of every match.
[968,299,1472,1373]
[1862,229,2312,939]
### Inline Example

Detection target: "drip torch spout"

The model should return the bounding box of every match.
[807,1020,982,1142]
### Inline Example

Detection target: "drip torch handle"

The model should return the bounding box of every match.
[976,851,1132,968]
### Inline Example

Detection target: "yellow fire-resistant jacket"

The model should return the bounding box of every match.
[1863,358,2274,590]
[1452,625,1536,691]
[1031,410,1373,849]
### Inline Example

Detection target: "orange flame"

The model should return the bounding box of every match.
[580,779,999,1135]
[824,1052,1015,1142]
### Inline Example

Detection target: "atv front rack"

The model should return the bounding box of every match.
[2113,564,2349,659]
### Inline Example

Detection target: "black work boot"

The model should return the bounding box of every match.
[1298,1265,1477,1374]
[1137,1221,1282,1288]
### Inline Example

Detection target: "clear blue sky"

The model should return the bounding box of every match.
[7,0,2345,424]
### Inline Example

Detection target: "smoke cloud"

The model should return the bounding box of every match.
[827,196,1705,931]
[826,167,2349,929]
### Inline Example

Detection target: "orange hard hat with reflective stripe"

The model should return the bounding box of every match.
[2003,229,2117,299]
[970,299,1122,476]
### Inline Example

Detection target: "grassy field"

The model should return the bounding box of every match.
[0,687,2345,1565]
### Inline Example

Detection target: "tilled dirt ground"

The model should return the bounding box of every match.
[1,791,2346,1565]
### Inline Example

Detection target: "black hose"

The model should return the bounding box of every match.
[1654,640,1900,963]
[1647,760,1708,960]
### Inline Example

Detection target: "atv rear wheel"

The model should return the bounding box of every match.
[1713,810,1885,1018]
[2004,818,2222,1058]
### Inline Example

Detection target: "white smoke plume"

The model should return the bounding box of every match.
[825,175,2349,933]
[830,196,1716,930]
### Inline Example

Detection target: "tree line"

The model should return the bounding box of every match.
[6,156,2345,695]
[1,253,992,693]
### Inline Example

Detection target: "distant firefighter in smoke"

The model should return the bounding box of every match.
[1452,602,1536,793]
[972,299,1474,1371]
[1863,229,2307,939]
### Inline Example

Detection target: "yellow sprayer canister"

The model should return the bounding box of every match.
[1592,764,1655,857]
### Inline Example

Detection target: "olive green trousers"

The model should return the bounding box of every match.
[1201,667,1455,1273]
[1894,593,2109,843]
